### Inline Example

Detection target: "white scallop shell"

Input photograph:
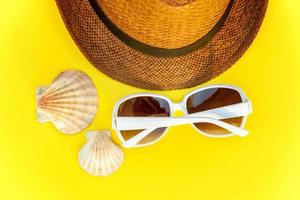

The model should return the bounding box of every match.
[36,70,98,134]
[78,130,124,176]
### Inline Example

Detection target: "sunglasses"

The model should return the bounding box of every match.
[112,84,252,148]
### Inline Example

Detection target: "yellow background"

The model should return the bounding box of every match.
[1,1,300,199]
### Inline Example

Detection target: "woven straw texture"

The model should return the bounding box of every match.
[55,0,268,90]
[98,0,230,48]
[162,0,196,7]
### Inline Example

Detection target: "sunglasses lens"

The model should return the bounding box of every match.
[118,96,170,145]
[186,88,243,135]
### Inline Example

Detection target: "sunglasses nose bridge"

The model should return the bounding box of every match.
[171,102,185,113]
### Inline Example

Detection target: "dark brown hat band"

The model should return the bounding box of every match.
[88,0,234,57]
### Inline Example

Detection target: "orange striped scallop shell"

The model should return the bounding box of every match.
[36,70,98,134]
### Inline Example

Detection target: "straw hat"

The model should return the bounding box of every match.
[55,0,268,90]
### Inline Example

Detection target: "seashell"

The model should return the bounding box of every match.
[36,70,98,134]
[78,130,124,176]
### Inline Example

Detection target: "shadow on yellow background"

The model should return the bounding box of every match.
[0,1,300,200]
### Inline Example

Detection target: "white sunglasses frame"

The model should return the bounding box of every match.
[112,84,252,148]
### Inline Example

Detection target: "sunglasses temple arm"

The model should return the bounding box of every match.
[116,117,248,137]
[123,128,156,148]
[117,102,251,146]
[188,101,252,119]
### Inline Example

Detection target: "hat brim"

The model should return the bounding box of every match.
[55,0,268,90]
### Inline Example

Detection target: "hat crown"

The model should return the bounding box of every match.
[162,0,195,6]
[98,0,231,49]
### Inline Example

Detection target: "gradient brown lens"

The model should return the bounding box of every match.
[118,96,170,145]
[186,88,243,135]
